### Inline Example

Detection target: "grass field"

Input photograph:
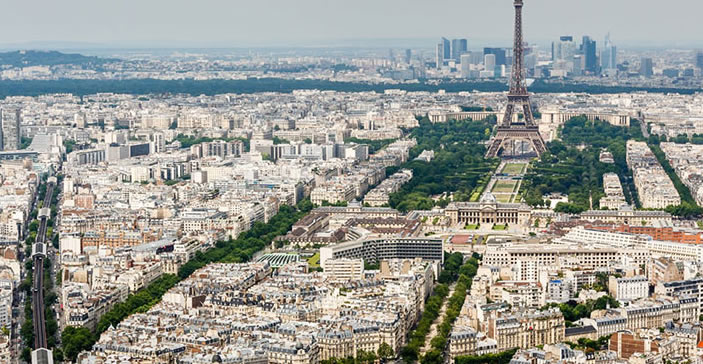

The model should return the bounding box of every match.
[307,252,320,268]
[495,194,513,203]
[492,180,518,193]
[470,192,481,202]
[464,224,479,230]
[492,224,508,230]
[501,163,526,175]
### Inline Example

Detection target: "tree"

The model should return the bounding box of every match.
[455,348,518,364]
[665,202,703,218]
[554,202,586,214]
[20,136,33,149]
[20,318,33,348]
[356,350,377,363]
[522,116,645,210]
[61,326,96,362]
[421,349,444,364]
[63,139,77,154]
[21,347,31,363]
[53,348,64,362]
[673,134,690,144]
[272,136,290,145]
[377,342,394,361]
[386,117,497,213]
[594,295,620,310]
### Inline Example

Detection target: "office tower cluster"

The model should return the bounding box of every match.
[428,32,699,83]
[436,37,468,68]
[435,36,515,79]
[550,34,618,77]
[383,47,425,81]
[433,33,620,80]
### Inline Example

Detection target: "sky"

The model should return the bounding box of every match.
[2,0,702,49]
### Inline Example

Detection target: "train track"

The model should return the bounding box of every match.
[32,180,54,350]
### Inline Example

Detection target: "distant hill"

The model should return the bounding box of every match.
[0,50,117,67]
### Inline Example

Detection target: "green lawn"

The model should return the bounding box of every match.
[495,194,513,203]
[464,224,479,230]
[492,224,508,230]
[501,163,526,175]
[307,252,320,268]
[492,180,517,193]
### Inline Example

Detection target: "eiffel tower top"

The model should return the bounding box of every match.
[510,0,528,96]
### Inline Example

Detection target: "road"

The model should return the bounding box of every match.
[640,118,650,139]
[32,180,54,350]
[420,282,456,356]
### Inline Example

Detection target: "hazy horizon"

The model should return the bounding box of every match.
[3,0,703,50]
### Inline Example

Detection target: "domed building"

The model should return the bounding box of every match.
[445,192,531,227]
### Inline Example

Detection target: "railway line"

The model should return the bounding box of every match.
[31,177,55,351]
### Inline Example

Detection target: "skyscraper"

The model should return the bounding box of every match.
[484,54,496,73]
[451,38,468,61]
[460,54,472,78]
[552,36,577,62]
[601,33,617,70]
[483,48,507,66]
[696,51,703,69]
[405,49,412,64]
[436,38,451,68]
[441,37,451,61]
[0,108,21,151]
[640,57,654,77]
[581,36,598,74]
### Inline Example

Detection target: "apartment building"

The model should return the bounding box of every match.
[626,140,680,209]
[488,308,565,351]
[482,244,650,270]
[609,275,649,302]
[601,172,627,209]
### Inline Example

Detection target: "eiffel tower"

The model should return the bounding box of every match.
[485,0,547,158]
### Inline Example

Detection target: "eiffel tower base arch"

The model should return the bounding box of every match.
[485,126,547,158]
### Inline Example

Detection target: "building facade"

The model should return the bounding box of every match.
[488,308,565,351]
[0,108,21,151]
[445,193,531,227]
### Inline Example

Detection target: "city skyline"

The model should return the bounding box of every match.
[4,1,703,363]
[2,0,703,49]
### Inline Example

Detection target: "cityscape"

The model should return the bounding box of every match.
[3,1,703,364]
